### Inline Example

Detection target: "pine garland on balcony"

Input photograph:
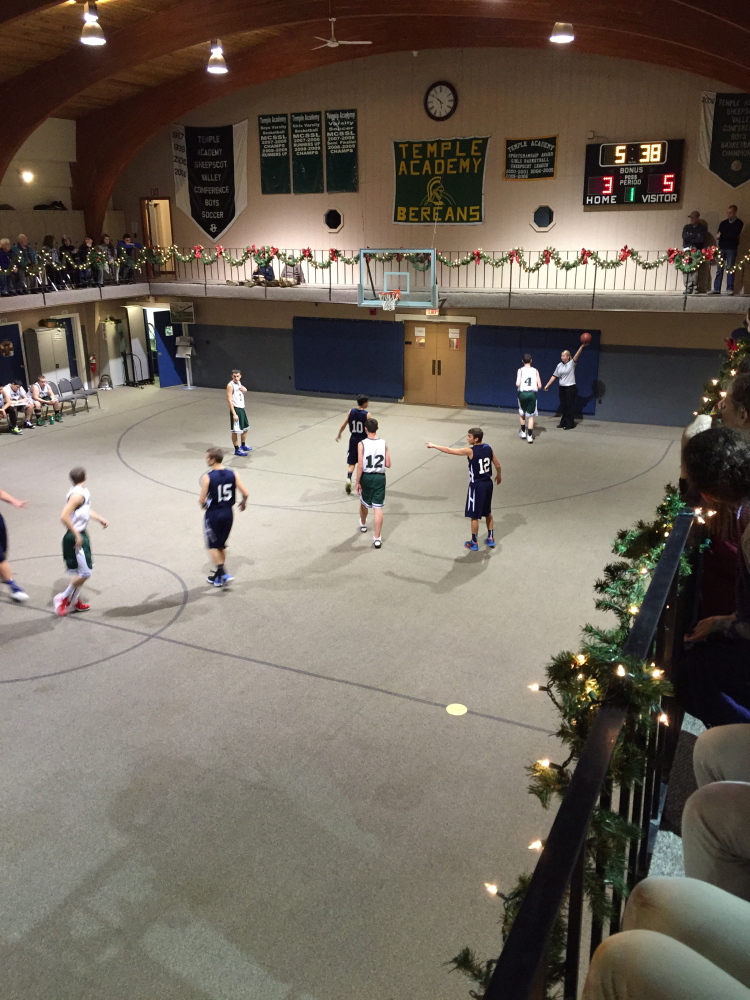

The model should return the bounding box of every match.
[1,243,747,277]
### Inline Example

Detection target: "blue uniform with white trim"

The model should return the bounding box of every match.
[465,443,494,519]
[346,407,369,465]
[204,468,236,549]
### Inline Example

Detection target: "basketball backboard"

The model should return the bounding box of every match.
[358,248,438,308]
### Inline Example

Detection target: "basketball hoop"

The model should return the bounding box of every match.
[379,289,401,311]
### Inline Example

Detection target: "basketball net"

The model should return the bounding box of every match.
[379,289,401,311]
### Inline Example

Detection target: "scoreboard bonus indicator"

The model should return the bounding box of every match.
[583,139,684,206]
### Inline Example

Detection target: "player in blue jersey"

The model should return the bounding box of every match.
[198,447,249,587]
[336,394,370,493]
[426,427,502,550]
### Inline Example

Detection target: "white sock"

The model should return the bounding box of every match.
[63,583,76,600]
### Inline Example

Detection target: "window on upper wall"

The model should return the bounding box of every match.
[324,209,343,234]
[530,205,555,233]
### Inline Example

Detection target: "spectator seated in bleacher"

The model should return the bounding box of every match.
[279,261,305,286]
[0,238,11,297]
[96,234,117,286]
[78,236,96,287]
[252,261,276,284]
[59,235,77,287]
[681,426,750,727]
[11,234,37,295]
[29,375,63,425]
[1,380,33,434]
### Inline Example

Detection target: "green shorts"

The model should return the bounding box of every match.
[62,530,93,578]
[231,406,249,432]
[360,472,386,509]
[517,391,538,416]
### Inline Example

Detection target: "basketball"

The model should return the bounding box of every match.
[580,332,592,344]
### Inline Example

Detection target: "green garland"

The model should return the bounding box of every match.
[0,243,743,277]
[448,476,701,996]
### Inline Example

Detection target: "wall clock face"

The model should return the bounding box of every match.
[424,81,458,121]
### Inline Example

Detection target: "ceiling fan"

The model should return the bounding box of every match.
[313,18,373,49]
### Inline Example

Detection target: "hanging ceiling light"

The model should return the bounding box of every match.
[80,2,106,46]
[207,39,228,74]
[550,22,574,43]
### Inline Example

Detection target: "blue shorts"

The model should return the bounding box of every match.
[204,508,233,550]
[465,480,493,519]
[347,434,365,466]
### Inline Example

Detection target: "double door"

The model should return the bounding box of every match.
[403,322,467,406]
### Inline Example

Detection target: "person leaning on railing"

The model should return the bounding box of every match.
[40,235,60,291]
[96,234,117,286]
[117,233,142,282]
[77,236,96,287]
[59,235,77,287]
[11,233,37,294]
[681,426,750,727]
[0,238,11,297]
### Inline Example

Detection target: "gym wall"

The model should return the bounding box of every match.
[114,49,743,256]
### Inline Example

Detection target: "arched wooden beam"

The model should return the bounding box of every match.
[5,0,750,185]
[72,16,750,238]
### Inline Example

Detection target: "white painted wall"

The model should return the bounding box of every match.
[113,49,747,254]
[0,118,125,247]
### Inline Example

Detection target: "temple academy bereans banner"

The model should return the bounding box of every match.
[393,136,489,224]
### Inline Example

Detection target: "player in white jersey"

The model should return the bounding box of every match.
[355,418,390,548]
[2,379,34,434]
[516,354,542,443]
[29,374,63,425]
[53,466,109,616]
[227,369,251,457]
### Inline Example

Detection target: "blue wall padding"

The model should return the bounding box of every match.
[293,317,404,398]
[466,325,601,414]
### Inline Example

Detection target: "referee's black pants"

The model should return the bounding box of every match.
[558,384,577,429]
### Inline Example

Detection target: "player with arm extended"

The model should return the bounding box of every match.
[336,394,370,493]
[0,483,28,602]
[227,369,251,457]
[426,427,502,550]
[54,467,109,616]
[355,418,390,548]
[544,341,587,430]
[516,353,542,443]
[199,447,248,587]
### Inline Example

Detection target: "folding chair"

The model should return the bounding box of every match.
[55,378,78,415]
[70,375,100,410]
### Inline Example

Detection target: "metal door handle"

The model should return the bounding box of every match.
[437,360,442,375]
[432,360,436,375]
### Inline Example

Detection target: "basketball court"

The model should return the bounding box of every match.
[1,387,681,999]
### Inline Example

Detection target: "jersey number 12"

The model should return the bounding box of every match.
[478,457,491,474]
[365,454,384,470]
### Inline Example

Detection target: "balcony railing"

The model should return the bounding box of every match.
[483,509,698,999]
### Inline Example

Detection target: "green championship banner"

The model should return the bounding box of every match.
[393,136,489,224]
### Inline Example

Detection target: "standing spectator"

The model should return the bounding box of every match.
[78,236,95,287]
[0,238,11,297]
[40,235,61,291]
[543,342,587,429]
[59,235,77,287]
[713,205,744,295]
[682,210,708,294]
[117,233,143,282]
[11,234,38,295]
[96,234,117,286]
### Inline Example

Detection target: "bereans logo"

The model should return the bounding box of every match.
[393,136,489,224]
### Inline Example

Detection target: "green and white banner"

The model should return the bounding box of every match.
[393,136,489,224]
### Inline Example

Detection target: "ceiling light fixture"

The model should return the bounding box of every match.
[80,2,106,45]
[20,170,34,184]
[207,39,228,74]
[550,21,575,44]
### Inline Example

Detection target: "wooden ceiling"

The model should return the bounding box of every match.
[2,0,750,235]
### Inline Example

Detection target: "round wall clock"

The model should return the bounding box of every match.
[424,81,458,121]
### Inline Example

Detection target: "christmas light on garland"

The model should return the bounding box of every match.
[2,243,748,278]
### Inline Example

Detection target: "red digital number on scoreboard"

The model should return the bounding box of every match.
[646,172,675,194]
[587,175,614,196]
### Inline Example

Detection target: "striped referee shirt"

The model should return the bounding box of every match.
[554,360,576,386]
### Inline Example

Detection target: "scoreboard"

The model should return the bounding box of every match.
[583,140,684,207]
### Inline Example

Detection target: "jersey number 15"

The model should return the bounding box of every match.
[218,483,233,501]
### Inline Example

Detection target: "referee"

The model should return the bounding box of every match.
[544,342,587,429]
